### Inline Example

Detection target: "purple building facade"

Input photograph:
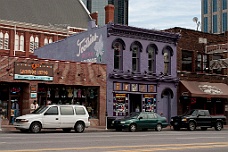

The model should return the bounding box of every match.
[35,22,180,123]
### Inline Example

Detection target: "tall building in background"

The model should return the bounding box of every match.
[82,0,108,26]
[82,0,128,26]
[108,0,128,25]
[201,0,228,33]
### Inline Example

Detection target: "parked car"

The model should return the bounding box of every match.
[170,109,227,131]
[14,104,90,133]
[112,112,168,132]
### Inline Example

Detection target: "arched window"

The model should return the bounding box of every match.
[0,32,3,49]
[147,44,157,73]
[130,41,142,72]
[14,34,19,51]
[112,38,125,70]
[20,35,24,51]
[44,38,48,45]
[29,36,35,52]
[163,47,173,75]
[34,36,39,49]
[49,38,53,43]
[4,33,9,49]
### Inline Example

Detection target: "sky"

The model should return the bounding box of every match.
[129,0,201,30]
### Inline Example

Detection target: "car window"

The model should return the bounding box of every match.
[32,105,48,114]
[75,107,86,115]
[148,113,156,119]
[45,106,58,115]
[139,113,147,119]
[199,111,205,116]
[60,106,74,115]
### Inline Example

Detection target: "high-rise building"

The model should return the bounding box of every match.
[82,0,128,26]
[201,0,228,33]
[108,0,128,25]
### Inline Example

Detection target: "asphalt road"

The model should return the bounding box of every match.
[0,128,228,152]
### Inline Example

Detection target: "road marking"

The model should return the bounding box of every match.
[1,142,228,152]
[176,137,226,139]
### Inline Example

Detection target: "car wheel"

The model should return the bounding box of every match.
[188,121,196,131]
[129,124,137,132]
[74,122,85,133]
[62,128,72,133]
[155,124,162,131]
[215,121,223,131]
[173,126,180,131]
[201,127,207,131]
[30,122,41,133]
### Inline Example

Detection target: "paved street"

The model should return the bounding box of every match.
[0,128,228,152]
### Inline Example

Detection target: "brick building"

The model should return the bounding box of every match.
[165,27,228,120]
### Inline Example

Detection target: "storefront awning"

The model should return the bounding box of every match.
[180,80,228,98]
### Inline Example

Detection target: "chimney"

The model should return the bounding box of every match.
[105,4,115,24]
[90,11,98,25]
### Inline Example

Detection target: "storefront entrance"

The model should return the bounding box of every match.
[129,94,141,113]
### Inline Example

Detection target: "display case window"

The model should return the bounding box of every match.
[114,82,122,91]
[113,94,128,116]
[123,83,130,91]
[131,84,138,92]
[139,84,147,92]
[148,85,156,92]
[142,94,156,112]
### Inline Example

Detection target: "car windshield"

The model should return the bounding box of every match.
[185,110,198,116]
[32,105,49,114]
[124,112,140,119]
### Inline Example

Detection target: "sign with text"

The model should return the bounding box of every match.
[14,62,53,81]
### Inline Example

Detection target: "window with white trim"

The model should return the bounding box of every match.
[44,38,48,45]
[4,33,9,49]
[29,36,35,52]
[19,35,24,51]
[14,34,19,51]
[49,38,53,43]
[0,32,3,49]
[34,36,39,49]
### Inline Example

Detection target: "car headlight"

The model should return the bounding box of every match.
[120,121,125,124]
[20,119,29,122]
[181,118,187,122]
[171,118,173,121]
[112,120,114,124]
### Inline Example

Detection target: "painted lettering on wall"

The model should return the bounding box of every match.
[76,33,99,57]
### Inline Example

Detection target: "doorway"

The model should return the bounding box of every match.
[129,94,142,113]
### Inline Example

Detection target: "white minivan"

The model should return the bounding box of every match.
[14,104,90,133]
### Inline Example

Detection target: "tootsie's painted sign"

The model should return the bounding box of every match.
[14,62,53,81]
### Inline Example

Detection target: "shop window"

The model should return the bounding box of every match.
[60,106,74,115]
[130,41,142,72]
[212,54,223,74]
[113,94,128,116]
[142,94,156,112]
[147,44,157,73]
[162,46,172,75]
[182,50,192,72]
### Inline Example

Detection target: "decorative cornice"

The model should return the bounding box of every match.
[107,24,180,45]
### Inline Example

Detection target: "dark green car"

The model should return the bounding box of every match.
[112,112,168,132]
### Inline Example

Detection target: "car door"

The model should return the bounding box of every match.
[59,106,75,128]
[137,113,148,129]
[197,111,211,126]
[42,106,60,128]
[147,113,157,128]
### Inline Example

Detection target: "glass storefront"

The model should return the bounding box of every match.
[38,84,99,118]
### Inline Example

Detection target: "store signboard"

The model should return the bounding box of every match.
[14,62,53,81]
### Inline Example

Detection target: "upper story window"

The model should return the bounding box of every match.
[213,15,218,33]
[213,0,217,12]
[147,44,157,73]
[182,50,192,72]
[0,32,3,49]
[204,17,208,32]
[130,41,142,73]
[222,13,227,32]
[44,38,48,45]
[15,34,25,52]
[112,38,125,70]
[14,34,19,51]
[196,53,208,72]
[30,35,39,53]
[163,46,173,75]
[223,0,227,10]
[203,0,208,14]
[19,35,24,51]
[4,33,9,50]
[212,54,223,74]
